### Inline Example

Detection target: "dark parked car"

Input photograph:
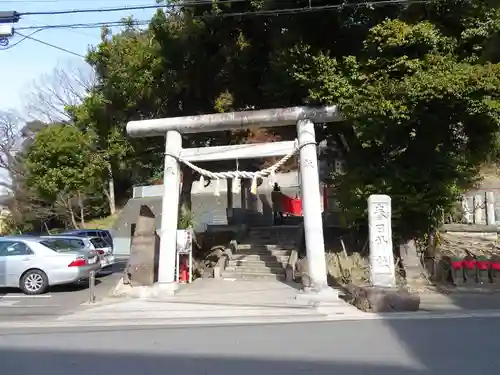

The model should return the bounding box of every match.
[61,229,114,249]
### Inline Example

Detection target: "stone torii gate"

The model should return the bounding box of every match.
[126,106,343,297]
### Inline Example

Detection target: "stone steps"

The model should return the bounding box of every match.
[227,261,284,270]
[237,244,294,251]
[236,250,291,258]
[247,225,301,231]
[221,226,296,280]
[221,272,286,281]
[226,265,284,274]
[224,259,287,279]
[238,244,292,250]
[229,256,284,264]
[231,254,290,263]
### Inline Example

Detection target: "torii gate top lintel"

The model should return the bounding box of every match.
[126,105,342,138]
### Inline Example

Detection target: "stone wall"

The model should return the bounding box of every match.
[463,175,500,224]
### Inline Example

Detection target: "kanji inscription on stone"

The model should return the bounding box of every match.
[368,194,396,287]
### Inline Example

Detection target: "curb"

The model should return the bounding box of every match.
[0,313,331,329]
[2,309,500,330]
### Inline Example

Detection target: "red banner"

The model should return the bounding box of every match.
[281,194,302,216]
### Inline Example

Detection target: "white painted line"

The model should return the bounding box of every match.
[223,278,236,281]
[324,309,500,322]
[0,301,18,307]
[0,295,52,299]
[0,304,60,308]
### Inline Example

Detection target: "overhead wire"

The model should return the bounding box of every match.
[0,28,44,49]
[208,0,435,18]
[16,20,151,31]
[0,0,144,2]
[0,0,445,57]
[13,0,443,31]
[18,0,249,16]
[15,0,436,17]
[12,31,85,57]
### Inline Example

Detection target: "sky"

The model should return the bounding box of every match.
[0,0,160,113]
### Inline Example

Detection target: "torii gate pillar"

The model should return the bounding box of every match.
[158,130,182,289]
[127,106,342,297]
[297,119,329,291]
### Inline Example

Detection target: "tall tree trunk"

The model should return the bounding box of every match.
[77,191,85,228]
[67,197,78,229]
[104,163,116,215]
[43,221,52,235]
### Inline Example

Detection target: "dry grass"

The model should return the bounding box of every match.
[326,252,370,285]
[437,232,500,258]
[84,212,120,229]
[325,251,408,288]
[480,164,498,179]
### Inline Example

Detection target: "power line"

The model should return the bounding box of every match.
[19,20,106,37]
[212,0,435,18]
[0,0,145,2]
[0,0,445,51]
[18,0,248,16]
[16,20,151,31]
[0,28,43,49]
[16,0,436,17]
[13,31,85,57]
[12,0,442,27]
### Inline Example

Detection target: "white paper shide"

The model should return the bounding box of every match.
[368,194,396,288]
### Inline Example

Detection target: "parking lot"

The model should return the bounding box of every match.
[0,260,126,322]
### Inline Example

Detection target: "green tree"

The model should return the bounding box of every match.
[68,22,162,214]
[25,125,104,228]
[67,0,500,243]
[292,17,500,240]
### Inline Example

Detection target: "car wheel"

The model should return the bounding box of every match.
[20,269,49,295]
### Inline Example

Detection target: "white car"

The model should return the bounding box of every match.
[0,237,101,295]
[40,235,115,270]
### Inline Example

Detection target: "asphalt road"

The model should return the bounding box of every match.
[420,292,500,311]
[0,317,500,375]
[0,260,125,321]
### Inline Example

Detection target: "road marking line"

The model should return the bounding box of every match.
[0,301,19,306]
[0,295,53,299]
[0,304,61,308]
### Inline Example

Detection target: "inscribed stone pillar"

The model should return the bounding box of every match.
[368,194,396,288]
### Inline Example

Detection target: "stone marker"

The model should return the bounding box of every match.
[349,194,420,313]
[368,194,396,287]
[474,194,484,224]
[123,205,160,287]
[486,191,495,225]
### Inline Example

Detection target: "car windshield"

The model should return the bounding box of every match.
[40,239,85,253]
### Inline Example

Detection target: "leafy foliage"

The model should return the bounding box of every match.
[24,125,105,227]
[292,16,500,239]
[25,125,102,200]
[7,0,500,240]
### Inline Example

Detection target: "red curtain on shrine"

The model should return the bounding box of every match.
[281,194,302,216]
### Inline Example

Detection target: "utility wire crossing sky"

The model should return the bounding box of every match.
[0,0,443,112]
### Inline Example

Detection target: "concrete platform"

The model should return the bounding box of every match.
[48,279,362,327]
